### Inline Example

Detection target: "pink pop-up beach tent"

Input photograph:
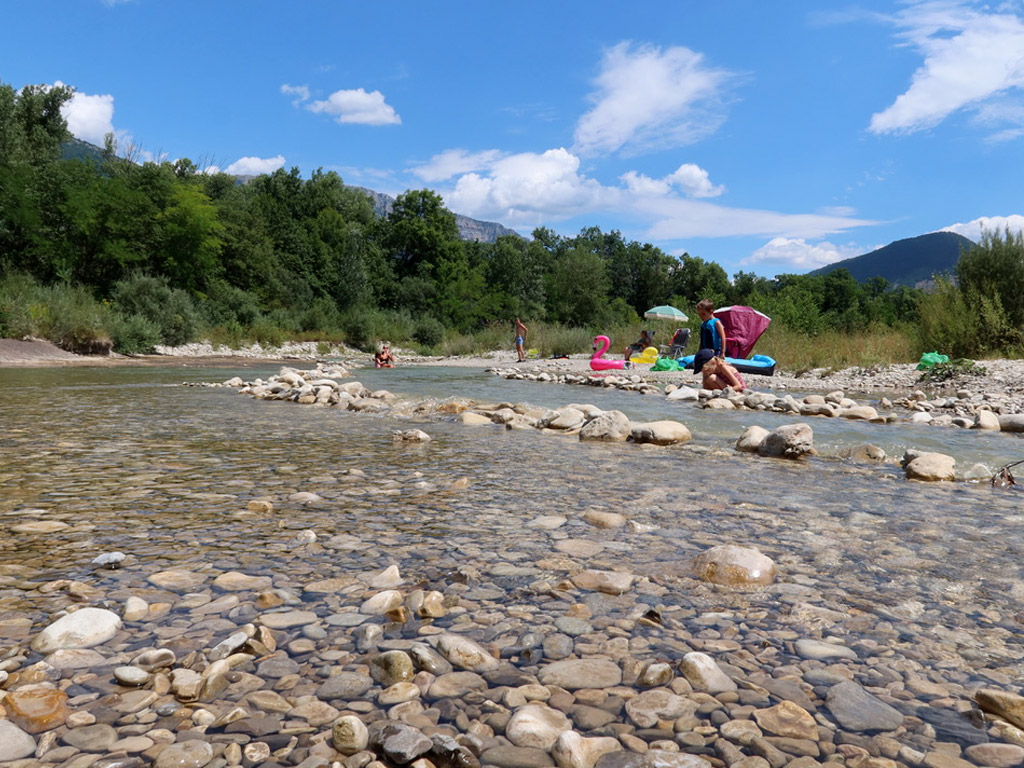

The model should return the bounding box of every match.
[715,305,771,359]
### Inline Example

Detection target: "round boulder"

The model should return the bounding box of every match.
[630,420,692,446]
[579,411,632,442]
[692,544,776,587]
[758,423,814,459]
[904,451,956,482]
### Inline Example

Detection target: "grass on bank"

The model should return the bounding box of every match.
[3,271,1022,369]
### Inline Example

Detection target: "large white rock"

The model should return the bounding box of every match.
[332,714,369,755]
[552,731,621,768]
[433,633,499,672]
[666,386,699,401]
[692,544,776,587]
[736,425,769,453]
[0,720,37,760]
[905,451,956,482]
[679,652,737,692]
[630,420,692,445]
[973,410,1001,430]
[506,704,572,749]
[31,607,122,653]
[758,423,814,459]
[579,411,631,442]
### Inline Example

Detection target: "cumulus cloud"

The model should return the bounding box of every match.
[59,84,116,145]
[446,148,611,227]
[223,155,286,176]
[574,42,733,156]
[870,2,1024,135]
[438,145,873,239]
[307,88,401,126]
[621,163,724,199]
[408,149,504,182]
[742,237,865,270]
[940,214,1024,241]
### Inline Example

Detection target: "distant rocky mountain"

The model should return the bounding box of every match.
[808,231,976,287]
[350,186,521,243]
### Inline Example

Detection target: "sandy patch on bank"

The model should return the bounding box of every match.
[0,338,84,364]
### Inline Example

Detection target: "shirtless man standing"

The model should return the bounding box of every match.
[513,318,528,362]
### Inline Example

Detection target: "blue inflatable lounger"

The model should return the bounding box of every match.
[679,353,777,376]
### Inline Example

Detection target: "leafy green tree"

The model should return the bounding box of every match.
[545,246,611,326]
[483,235,546,320]
[670,254,729,306]
[383,189,461,280]
[0,82,72,168]
[154,185,224,291]
[0,81,75,277]
[956,228,1024,329]
[728,271,771,305]
[59,172,156,292]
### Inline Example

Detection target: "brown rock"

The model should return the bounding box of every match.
[753,701,818,740]
[5,687,72,733]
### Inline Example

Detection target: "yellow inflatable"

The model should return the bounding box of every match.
[629,346,659,365]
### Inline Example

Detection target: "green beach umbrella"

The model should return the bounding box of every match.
[643,305,688,322]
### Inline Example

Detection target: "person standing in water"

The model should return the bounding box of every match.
[513,318,528,362]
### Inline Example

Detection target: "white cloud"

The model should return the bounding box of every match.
[621,162,724,198]
[223,155,286,175]
[439,145,874,239]
[408,149,504,182]
[446,148,611,227]
[59,84,116,145]
[640,198,875,240]
[280,83,310,106]
[870,2,1024,135]
[940,214,1024,240]
[620,171,671,197]
[574,42,733,156]
[742,237,865,270]
[307,88,401,126]
[666,163,725,198]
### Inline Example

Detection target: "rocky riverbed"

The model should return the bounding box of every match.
[2,362,1024,768]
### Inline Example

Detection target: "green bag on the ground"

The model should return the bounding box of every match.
[916,351,950,370]
[651,356,683,371]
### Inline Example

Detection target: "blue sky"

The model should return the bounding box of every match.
[4,0,1024,277]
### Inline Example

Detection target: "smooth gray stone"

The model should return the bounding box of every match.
[542,633,574,660]
[62,722,119,751]
[826,680,904,732]
[479,745,556,768]
[316,671,373,700]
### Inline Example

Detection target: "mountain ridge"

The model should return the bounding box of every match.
[808,231,975,287]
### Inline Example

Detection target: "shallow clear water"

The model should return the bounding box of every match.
[1,363,1023,695]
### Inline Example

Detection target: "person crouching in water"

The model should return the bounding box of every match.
[374,343,395,368]
[692,348,745,391]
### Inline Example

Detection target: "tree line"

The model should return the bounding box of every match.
[2,80,1021,361]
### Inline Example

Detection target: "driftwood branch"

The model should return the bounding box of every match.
[991,459,1024,487]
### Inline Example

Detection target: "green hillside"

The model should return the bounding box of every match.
[809,231,975,286]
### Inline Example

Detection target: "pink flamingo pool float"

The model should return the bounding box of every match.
[590,335,628,371]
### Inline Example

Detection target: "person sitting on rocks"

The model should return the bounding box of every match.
[693,348,744,391]
[374,344,395,368]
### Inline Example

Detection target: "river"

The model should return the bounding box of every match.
[1,362,1023,761]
